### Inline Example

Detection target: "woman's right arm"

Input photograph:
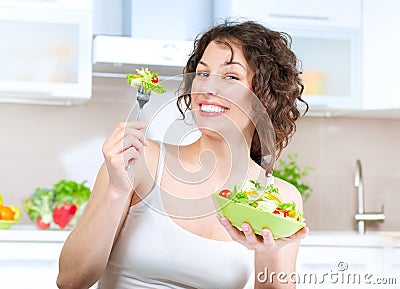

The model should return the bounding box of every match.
[56,121,150,289]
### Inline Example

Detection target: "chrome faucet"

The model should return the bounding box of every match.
[354,159,385,234]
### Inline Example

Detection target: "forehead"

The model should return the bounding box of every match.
[201,40,247,64]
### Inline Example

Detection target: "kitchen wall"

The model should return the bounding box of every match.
[1,76,399,231]
[286,115,400,232]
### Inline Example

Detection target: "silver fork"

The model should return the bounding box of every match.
[125,85,151,171]
[136,85,151,121]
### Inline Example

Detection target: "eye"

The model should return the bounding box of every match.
[225,75,239,80]
[196,71,209,77]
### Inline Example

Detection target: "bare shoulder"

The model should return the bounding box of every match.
[273,177,304,211]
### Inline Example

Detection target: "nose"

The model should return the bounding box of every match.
[198,73,219,97]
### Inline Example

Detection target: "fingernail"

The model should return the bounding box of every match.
[262,229,269,236]
[242,224,249,232]
[220,217,228,226]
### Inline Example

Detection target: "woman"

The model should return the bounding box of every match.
[57,20,309,289]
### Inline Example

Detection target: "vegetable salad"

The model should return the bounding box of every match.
[218,180,305,223]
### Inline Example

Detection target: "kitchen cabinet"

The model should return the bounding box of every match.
[297,246,386,273]
[0,226,68,289]
[0,225,97,289]
[1,227,399,288]
[0,0,93,105]
[124,0,212,41]
[362,0,400,110]
[296,232,399,289]
[213,0,361,29]
[213,0,363,113]
[213,0,400,115]
[394,248,400,278]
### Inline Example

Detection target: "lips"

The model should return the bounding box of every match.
[198,100,228,116]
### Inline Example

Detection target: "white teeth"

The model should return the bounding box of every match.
[201,104,226,113]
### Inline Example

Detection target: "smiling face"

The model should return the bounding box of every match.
[191,40,255,139]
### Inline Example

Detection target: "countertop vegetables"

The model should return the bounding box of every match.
[0,193,22,229]
[53,179,90,229]
[24,180,91,230]
[126,67,166,94]
[23,188,56,229]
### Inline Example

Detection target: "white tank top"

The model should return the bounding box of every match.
[98,143,254,289]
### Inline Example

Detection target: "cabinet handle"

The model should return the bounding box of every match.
[0,91,53,97]
[269,14,329,21]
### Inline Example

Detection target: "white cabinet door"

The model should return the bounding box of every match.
[213,0,363,112]
[393,248,400,279]
[0,242,62,289]
[213,0,361,28]
[0,0,92,105]
[362,0,400,110]
[0,240,98,289]
[296,246,390,289]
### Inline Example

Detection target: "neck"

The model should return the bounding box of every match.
[191,128,256,182]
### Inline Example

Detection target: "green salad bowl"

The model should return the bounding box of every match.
[0,220,18,230]
[212,192,305,239]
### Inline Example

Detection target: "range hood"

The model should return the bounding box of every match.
[92,35,194,77]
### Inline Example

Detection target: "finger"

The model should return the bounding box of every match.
[261,228,276,248]
[104,126,146,154]
[123,127,147,146]
[128,120,147,129]
[103,136,144,168]
[241,223,261,249]
[108,122,127,140]
[122,134,145,153]
[218,216,246,245]
[123,147,141,167]
[109,121,145,142]
[107,121,147,148]
[104,134,141,157]
[293,226,309,239]
[281,226,309,242]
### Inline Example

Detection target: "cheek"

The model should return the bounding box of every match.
[225,89,254,114]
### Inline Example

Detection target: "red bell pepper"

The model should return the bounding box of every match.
[53,203,77,229]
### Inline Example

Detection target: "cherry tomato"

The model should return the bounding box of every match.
[36,217,50,230]
[218,189,232,198]
[151,75,159,83]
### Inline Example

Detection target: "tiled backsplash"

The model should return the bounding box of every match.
[287,116,400,231]
[1,77,399,231]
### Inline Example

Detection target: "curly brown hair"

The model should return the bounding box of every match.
[177,20,308,170]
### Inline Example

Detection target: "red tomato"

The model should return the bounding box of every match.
[36,217,50,230]
[151,75,158,83]
[218,189,232,198]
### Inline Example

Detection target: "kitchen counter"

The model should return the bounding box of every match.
[2,226,400,247]
[0,224,70,242]
[302,230,400,248]
[1,227,399,289]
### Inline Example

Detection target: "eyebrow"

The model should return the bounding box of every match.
[225,61,247,71]
[198,60,247,72]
